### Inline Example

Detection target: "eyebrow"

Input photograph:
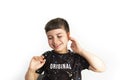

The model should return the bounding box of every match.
[56,33,62,35]
[47,33,62,37]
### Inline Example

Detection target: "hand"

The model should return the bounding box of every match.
[29,56,46,71]
[69,37,83,54]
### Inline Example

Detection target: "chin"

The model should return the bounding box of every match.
[54,49,62,52]
[55,49,67,53]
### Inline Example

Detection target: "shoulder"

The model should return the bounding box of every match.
[70,51,79,57]
[68,51,81,60]
[71,51,86,60]
[42,50,53,59]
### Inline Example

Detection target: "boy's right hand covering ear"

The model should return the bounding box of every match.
[69,36,83,54]
[29,56,46,71]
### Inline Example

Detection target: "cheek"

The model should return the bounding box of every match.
[61,37,69,43]
[48,40,52,46]
[63,35,69,41]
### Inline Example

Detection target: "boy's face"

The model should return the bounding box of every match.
[46,28,69,53]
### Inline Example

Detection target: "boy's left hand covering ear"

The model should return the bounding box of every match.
[69,36,82,54]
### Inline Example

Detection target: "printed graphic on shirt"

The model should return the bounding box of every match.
[50,63,71,69]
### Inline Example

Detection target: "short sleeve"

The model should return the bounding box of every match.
[79,55,89,70]
[75,54,89,70]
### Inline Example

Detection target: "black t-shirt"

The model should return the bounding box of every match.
[36,50,89,80]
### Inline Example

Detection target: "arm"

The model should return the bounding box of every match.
[25,56,46,80]
[78,49,105,72]
[69,37,106,72]
[25,68,39,80]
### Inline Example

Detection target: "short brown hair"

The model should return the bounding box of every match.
[45,18,70,33]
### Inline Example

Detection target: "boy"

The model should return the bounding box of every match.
[25,18,105,80]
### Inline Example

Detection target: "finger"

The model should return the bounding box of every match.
[39,56,45,62]
[70,37,80,45]
[39,55,44,59]
[42,59,46,63]
[41,55,45,59]
[40,59,46,64]
[33,56,39,60]
[69,36,76,42]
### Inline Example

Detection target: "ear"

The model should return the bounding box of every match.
[67,32,70,40]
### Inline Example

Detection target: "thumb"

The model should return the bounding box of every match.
[69,36,75,42]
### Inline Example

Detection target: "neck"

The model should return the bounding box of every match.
[53,49,68,54]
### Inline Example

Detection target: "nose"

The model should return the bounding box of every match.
[53,37,59,44]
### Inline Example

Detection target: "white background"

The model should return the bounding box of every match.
[0,0,120,80]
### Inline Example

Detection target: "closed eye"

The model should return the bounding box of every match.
[48,37,53,40]
[57,36,62,38]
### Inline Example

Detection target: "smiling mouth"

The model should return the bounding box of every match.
[53,44,62,49]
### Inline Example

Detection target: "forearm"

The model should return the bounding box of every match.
[79,49,106,72]
[25,68,39,80]
[69,37,105,72]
